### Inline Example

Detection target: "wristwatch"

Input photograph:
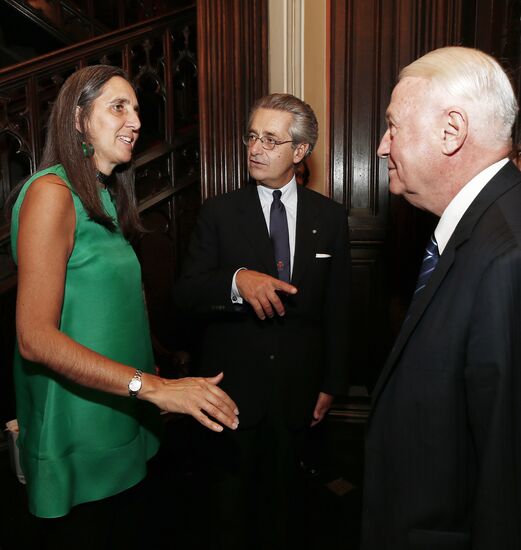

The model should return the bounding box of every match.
[128,369,143,397]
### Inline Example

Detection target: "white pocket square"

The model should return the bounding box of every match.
[315,253,332,258]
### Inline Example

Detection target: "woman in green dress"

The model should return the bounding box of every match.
[9,65,239,548]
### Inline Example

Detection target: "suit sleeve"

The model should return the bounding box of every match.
[174,198,237,313]
[465,249,521,548]
[321,205,351,396]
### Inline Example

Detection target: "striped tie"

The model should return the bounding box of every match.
[414,234,439,295]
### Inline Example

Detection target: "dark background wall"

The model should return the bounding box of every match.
[0,0,520,428]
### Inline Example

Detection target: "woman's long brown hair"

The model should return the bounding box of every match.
[7,65,143,240]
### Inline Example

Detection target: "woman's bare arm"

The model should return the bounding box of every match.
[15,176,238,432]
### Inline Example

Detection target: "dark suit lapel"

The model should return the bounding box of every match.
[236,184,278,277]
[370,161,521,413]
[370,247,456,407]
[292,186,319,286]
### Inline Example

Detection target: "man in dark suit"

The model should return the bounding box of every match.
[175,93,350,549]
[362,46,521,549]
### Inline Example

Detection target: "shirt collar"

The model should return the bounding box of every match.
[257,176,297,204]
[435,158,509,254]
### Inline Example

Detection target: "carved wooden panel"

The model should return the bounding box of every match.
[1,0,195,53]
[197,0,269,198]
[461,0,521,141]
[0,7,197,273]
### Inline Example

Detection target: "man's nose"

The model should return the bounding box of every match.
[377,130,390,158]
[250,137,264,154]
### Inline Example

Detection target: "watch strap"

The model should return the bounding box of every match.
[128,369,143,397]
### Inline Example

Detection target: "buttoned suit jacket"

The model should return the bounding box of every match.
[174,182,350,428]
[362,161,521,550]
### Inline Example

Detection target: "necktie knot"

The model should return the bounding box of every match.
[424,234,439,258]
[272,190,282,202]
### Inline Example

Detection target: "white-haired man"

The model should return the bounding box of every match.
[363,46,521,549]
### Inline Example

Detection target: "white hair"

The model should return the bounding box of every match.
[400,46,518,145]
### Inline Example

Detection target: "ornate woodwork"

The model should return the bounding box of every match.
[197,0,269,198]
[0,0,195,53]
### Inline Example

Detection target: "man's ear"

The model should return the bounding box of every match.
[442,108,467,155]
[293,142,309,164]
[75,106,82,132]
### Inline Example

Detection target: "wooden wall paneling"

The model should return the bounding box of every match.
[197,0,269,199]
[461,0,521,142]
[330,0,394,399]
[468,0,506,54]
[163,22,175,150]
[131,16,201,361]
[197,0,217,197]
[169,19,200,272]
[0,81,37,222]
[508,1,521,143]
[417,0,462,51]
[329,0,348,206]
[329,0,465,411]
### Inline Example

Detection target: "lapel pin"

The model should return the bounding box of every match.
[312,229,317,234]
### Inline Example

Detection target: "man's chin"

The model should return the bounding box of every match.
[388,178,406,197]
[248,165,264,178]
[402,193,429,212]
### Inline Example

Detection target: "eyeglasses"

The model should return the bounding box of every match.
[242,133,293,151]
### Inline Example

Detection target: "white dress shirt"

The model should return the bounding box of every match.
[231,177,298,303]
[435,158,509,254]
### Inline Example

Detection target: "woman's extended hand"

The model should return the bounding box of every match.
[141,372,239,432]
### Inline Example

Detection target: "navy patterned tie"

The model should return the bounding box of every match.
[270,190,291,283]
[414,234,439,295]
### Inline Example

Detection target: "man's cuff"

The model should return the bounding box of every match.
[231,268,247,304]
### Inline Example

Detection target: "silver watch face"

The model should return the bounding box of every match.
[129,377,142,393]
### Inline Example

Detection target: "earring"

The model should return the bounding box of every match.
[81,141,94,157]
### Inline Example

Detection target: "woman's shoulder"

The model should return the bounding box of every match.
[21,171,73,215]
[15,164,69,202]
[17,166,71,206]
[12,166,75,231]
[28,164,70,186]
[24,173,71,201]
[10,166,76,264]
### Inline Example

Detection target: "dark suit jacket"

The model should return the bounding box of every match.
[362,161,521,550]
[174,183,350,428]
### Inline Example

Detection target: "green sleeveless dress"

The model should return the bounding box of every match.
[10,164,161,518]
